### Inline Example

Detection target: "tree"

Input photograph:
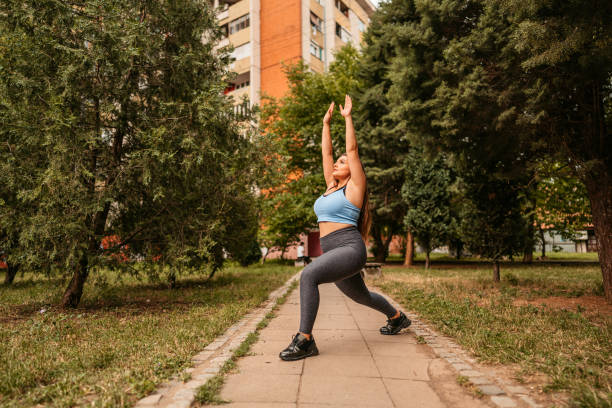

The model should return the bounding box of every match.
[384,0,545,278]
[499,0,612,299]
[0,0,264,306]
[353,0,418,262]
[460,170,527,281]
[402,147,455,268]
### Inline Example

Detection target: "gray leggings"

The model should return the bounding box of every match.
[299,226,397,334]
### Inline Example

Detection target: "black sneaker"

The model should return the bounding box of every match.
[279,332,319,361]
[380,311,411,335]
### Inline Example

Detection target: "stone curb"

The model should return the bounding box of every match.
[133,270,302,408]
[375,286,543,408]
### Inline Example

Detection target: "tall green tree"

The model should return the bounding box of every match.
[500,0,612,299]
[353,0,419,262]
[0,0,265,306]
[427,0,612,296]
[459,169,528,280]
[402,147,455,268]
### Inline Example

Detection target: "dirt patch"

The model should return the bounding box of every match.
[513,295,612,317]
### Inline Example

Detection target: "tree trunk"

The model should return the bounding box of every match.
[404,231,414,266]
[493,260,500,282]
[584,171,612,303]
[455,241,463,260]
[372,225,386,263]
[539,226,546,259]
[4,263,19,285]
[523,212,535,263]
[168,272,177,288]
[425,251,430,269]
[61,255,89,308]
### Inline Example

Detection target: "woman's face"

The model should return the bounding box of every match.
[332,155,350,179]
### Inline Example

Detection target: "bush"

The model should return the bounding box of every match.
[234,240,262,267]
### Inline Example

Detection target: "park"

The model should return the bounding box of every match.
[1,0,610,407]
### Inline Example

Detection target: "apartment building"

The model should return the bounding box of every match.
[213,0,376,108]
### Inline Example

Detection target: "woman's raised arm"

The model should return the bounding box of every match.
[322,101,335,188]
[339,95,365,192]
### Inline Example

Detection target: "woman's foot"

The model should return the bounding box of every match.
[380,311,411,335]
[279,332,319,361]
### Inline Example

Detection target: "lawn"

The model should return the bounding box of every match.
[375,263,611,407]
[384,251,600,263]
[0,263,298,407]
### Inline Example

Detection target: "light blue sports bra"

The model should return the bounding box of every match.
[313,185,361,226]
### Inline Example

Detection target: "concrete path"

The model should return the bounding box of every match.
[204,283,505,408]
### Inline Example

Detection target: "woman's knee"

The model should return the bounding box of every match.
[300,263,319,286]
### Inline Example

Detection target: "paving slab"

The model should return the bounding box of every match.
[218,373,300,403]
[201,282,532,408]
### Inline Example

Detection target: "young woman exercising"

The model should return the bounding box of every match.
[279,95,411,361]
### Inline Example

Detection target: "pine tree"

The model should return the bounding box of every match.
[402,147,455,268]
[499,0,612,300]
[0,0,265,306]
[353,0,419,261]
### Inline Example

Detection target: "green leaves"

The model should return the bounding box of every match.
[0,0,265,300]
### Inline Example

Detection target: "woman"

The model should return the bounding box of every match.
[279,95,411,361]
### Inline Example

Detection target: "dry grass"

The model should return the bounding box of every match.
[375,263,611,408]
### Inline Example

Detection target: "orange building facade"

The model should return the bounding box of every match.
[215,0,376,104]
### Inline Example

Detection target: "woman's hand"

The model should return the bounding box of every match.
[339,94,352,118]
[323,101,334,125]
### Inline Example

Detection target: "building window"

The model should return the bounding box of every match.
[231,42,251,60]
[335,0,349,17]
[235,80,250,89]
[335,23,352,43]
[229,13,250,35]
[220,23,229,37]
[310,12,323,35]
[310,41,323,60]
[357,18,365,32]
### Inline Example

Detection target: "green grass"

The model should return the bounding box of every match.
[375,263,611,407]
[0,264,298,408]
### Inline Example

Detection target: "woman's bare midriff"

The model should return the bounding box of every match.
[318,221,356,239]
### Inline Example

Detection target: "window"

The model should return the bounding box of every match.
[335,23,352,43]
[220,23,229,37]
[310,41,323,60]
[335,0,349,17]
[235,80,250,89]
[357,18,365,33]
[231,42,251,60]
[310,12,323,35]
[229,14,250,35]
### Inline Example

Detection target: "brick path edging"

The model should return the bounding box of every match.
[134,271,302,408]
[374,286,543,408]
